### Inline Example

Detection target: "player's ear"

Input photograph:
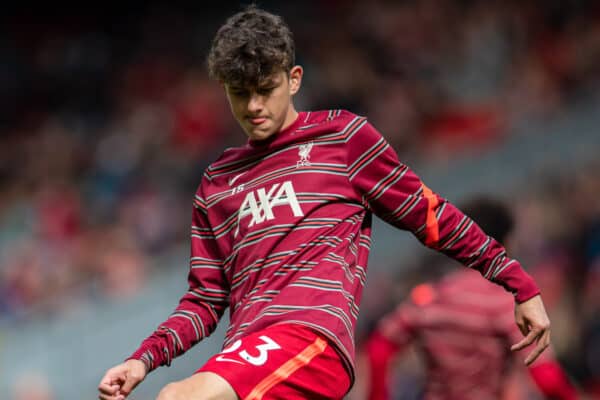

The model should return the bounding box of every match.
[289,66,303,95]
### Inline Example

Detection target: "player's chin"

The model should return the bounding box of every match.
[248,126,276,141]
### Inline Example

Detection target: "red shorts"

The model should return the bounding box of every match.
[198,323,351,400]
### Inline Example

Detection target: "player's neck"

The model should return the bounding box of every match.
[280,105,299,133]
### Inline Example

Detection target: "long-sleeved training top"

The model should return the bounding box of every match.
[129,109,539,381]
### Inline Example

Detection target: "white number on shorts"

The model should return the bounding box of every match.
[238,335,281,366]
[215,339,245,364]
[221,339,243,354]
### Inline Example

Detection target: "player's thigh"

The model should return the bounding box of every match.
[156,371,238,400]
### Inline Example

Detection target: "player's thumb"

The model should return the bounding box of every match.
[120,373,142,396]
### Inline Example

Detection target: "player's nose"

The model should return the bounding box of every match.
[247,93,264,113]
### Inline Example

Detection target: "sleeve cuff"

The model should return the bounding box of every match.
[127,347,158,373]
[493,262,540,303]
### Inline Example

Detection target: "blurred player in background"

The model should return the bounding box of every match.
[98,6,551,400]
[365,196,578,400]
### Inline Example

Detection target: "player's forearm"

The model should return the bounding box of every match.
[128,296,226,371]
[417,199,540,303]
[529,361,579,400]
[128,329,177,372]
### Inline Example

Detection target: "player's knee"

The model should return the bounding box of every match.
[156,382,184,400]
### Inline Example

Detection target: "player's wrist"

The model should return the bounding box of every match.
[127,347,157,373]
[493,261,540,303]
[514,278,540,304]
[126,358,149,376]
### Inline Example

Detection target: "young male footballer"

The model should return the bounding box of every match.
[98,6,551,400]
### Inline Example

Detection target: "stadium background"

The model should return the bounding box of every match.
[1,1,599,398]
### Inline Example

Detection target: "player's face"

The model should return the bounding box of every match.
[224,66,303,141]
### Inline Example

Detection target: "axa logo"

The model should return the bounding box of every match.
[235,180,303,237]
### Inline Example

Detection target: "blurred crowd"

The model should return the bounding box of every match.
[1,0,600,398]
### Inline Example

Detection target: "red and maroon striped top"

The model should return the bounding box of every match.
[129,110,539,381]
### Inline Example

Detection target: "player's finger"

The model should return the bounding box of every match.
[524,339,549,366]
[98,393,123,400]
[100,369,125,386]
[99,373,112,387]
[98,382,120,395]
[120,376,141,395]
[99,392,125,400]
[516,320,528,336]
[510,327,539,351]
[524,329,551,366]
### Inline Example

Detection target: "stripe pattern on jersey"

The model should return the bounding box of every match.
[128,109,538,382]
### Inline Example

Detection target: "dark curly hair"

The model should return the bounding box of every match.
[207,5,295,88]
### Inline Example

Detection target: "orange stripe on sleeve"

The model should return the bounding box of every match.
[421,183,440,246]
[244,337,328,400]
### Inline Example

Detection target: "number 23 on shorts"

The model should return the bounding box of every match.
[216,336,281,366]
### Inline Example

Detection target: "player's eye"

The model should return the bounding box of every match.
[230,88,249,97]
[257,87,275,95]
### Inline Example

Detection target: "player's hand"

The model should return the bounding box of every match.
[98,359,147,400]
[511,294,551,366]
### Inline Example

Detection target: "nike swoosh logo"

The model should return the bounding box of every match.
[228,171,248,186]
[215,355,245,364]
